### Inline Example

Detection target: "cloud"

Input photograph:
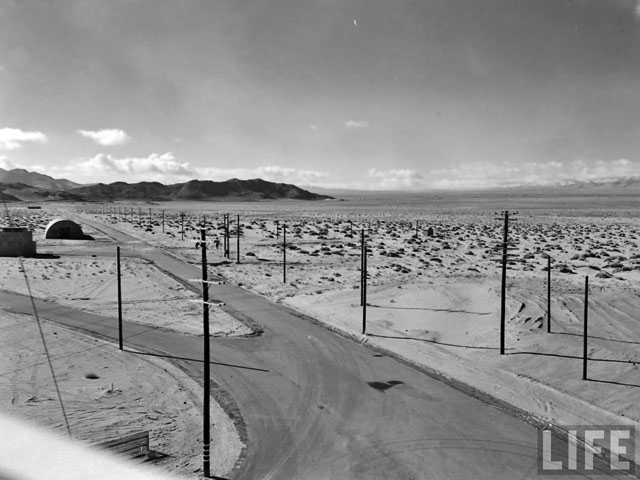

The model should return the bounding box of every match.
[46,152,329,186]
[46,152,194,183]
[200,165,329,185]
[0,156,13,170]
[77,129,131,146]
[367,168,427,190]
[345,120,369,128]
[0,128,47,150]
[362,158,640,190]
[35,153,640,191]
[423,158,640,189]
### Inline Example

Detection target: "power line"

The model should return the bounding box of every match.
[1,199,72,438]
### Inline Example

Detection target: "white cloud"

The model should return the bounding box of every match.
[0,128,47,150]
[423,158,640,189]
[46,152,329,186]
[345,120,369,128]
[367,168,427,190]
[46,152,194,184]
[200,165,329,185]
[362,158,640,190]
[33,153,640,191]
[77,129,131,146]
[79,152,193,180]
[0,156,13,170]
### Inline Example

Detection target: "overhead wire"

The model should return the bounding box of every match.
[1,199,72,438]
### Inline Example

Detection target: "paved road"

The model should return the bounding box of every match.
[4,218,605,479]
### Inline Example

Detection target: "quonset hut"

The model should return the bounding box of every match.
[0,227,36,257]
[44,218,85,239]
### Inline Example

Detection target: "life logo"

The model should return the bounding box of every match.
[538,425,635,475]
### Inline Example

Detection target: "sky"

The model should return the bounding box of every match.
[2,0,640,190]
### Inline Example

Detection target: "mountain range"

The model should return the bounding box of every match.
[0,168,332,202]
[3,167,640,203]
[0,168,80,191]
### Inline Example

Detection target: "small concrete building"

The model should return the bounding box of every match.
[0,227,37,257]
[44,218,85,239]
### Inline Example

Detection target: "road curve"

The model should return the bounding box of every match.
[4,217,605,479]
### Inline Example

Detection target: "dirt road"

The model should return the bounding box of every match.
[2,217,606,479]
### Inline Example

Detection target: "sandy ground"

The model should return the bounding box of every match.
[0,254,250,337]
[64,203,640,431]
[4,200,640,469]
[0,310,242,479]
[1,206,248,478]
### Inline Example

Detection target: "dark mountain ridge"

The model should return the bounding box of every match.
[68,178,332,201]
[0,167,80,191]
[0,167,332,201]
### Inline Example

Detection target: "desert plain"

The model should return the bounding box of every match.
[2,188,640,477]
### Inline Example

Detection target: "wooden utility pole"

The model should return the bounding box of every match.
[283,224,287,283]
[361,229,367,334]
[236,214,240,264]
[181,212,185,240]
[500,211,508,355]
[547,254,552,333]
[200,228,211,477]
[360,229,365,307]
[224,213,231,258]
[117,246,123,351]
[583,275,589,380]
[162,210,165,234]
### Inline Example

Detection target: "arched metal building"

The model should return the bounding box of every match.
[44,218,85,239]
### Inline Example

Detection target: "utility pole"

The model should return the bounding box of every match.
[361,229,367,334]
[360,229,365,307]
[236,214,240,264]
[583,275,589,380]
[547,254,552,333]
[162,210,165,234]
[117,246,123,351]
[199,228,211,477]
[495,210,517,355]
[181,212,185,241]
[283,224,287,283]
[500,211,508,355]
[225,214,230,258]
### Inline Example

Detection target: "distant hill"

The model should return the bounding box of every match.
[66,178,333,201]
[0,168,332,202]
[0,182,86,202]
[0,168,80,191]
[563,176,640,189]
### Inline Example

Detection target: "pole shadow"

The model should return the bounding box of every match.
[127,350,269,373]
[550,330,640,346]
[509,351,640,365]
[367,333,503,351]
[368,303,491,316]
[587,378,640,389]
